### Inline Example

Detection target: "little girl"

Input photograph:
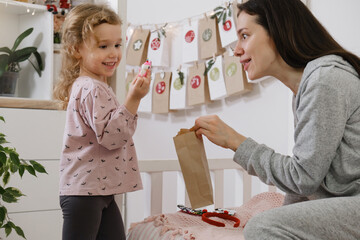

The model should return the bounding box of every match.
[53,3,151,240]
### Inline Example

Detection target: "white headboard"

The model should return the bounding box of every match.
[118,159,277,231]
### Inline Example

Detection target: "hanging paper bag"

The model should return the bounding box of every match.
[224,54,253,96]
[198,15,225,60]
[126,28,150,66]
[187,62,210,106]
[125,25,135,54]
[152,71,172,113]
[173,128,214,209]
[182,20,199,63]
[206,55,227,100]
[216,3,238,48]
[147,29,170,67]
[138,72,155,113]
[125,70,136,96]
[169,68,188,110]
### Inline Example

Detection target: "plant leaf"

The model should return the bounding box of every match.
[5,187,24,198]
[0,47,12,54]
[25,165,36,176]
[0,116,4,122]
[30,160,47,174]
[9,152,20,166]
[12,28,33,52]
[2,191,18,203]
[177,71,184,85]
[10,47,36,63]
[28,58,41,77]
[217,11,224,24]
[0,185,5,194]
[4,222,12,236]
[14,225,26,239]
[19,164,25,177]
[32,51,44,71]
[213,6,225,12]
[0,152,6,165]
[10,163,18,173]
[0,206,7,224]
[204,59,215,76]
[222,10,227,25]
[2,171,10,186]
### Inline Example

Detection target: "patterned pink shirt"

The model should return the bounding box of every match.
[59,76,143,196]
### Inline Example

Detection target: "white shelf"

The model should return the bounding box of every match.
[0,0,53,102]
[0,0,47,14]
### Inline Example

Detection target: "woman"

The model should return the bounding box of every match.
[192,0,360,239]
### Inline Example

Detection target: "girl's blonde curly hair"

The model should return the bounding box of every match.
[53,3,122,110]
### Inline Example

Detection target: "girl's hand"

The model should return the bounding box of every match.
[191,115,247,151]
[128,69,151,100]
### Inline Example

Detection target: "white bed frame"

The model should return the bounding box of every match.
[118,158,277,232]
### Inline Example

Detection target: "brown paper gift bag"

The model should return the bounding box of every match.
[187,63,211,106]
[223,54,253,96]
[126,28,150,66]
[173,129,214,209]
[152,72,172,113]
[198,15,225,60]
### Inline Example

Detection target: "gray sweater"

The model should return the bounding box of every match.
[234,55,360,199]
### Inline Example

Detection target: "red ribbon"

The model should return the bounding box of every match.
[201,212,240,228]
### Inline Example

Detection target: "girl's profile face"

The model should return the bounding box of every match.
[77,23,122,82]
[234,12,280,80]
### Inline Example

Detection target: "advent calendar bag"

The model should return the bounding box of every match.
[152,72,172,113]
[169,68,188,110]
[125,70,136,96]
[198,15,225,60]
[182,20,199,63]
[187,63,210,106]
[224,54,253,96]
[206,55,227,100]
[173,129,214,209]
[147,30,170,67]
[125,25,135,51]
[126,28,150,66]
[217,3,238,48]
[138,72,155,113]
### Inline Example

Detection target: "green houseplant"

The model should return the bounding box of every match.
[0,116,47,239]
[0,28,44,96]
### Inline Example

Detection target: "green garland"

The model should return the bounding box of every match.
[210,2,233,25]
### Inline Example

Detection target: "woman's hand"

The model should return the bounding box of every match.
[191,115,247,151]
[125,69,151,114]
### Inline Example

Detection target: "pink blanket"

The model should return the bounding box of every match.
[127,192,284,240]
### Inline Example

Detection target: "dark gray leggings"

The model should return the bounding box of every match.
[60,195,126,240]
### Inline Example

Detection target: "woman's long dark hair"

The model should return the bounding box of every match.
[238,0,360,76]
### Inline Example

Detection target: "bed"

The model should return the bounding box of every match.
[119,159,284,239]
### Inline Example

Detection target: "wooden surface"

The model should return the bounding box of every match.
[0,97,62,110]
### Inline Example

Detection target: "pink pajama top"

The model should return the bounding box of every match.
[59,76,143,196]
